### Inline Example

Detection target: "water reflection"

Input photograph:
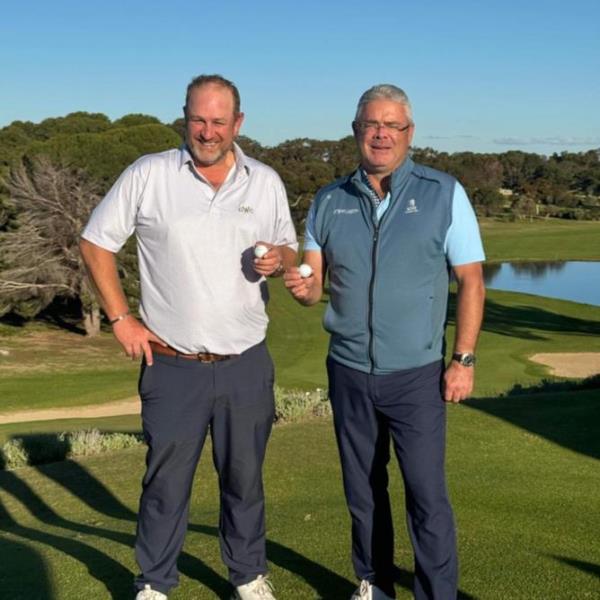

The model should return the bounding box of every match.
[482,261,600,306]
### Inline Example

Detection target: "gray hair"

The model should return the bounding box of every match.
[355,84,413,123]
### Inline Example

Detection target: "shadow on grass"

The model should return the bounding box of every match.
[0,501,51,600]
[0,442,352,598]
[465,378,600,460]
[550,555,600,579]
[1,434,479,598]
[0,454,227,598]
[447,293,600,340]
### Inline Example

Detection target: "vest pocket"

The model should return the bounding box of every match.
[373,287,434,370]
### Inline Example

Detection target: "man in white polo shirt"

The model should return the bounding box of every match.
[80,74,297,600]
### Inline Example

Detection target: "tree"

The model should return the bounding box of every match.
[0,158,103,335]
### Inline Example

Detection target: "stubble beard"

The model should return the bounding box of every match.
[188,138,233,168]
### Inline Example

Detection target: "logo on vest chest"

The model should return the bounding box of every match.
[405,198,419,214]
[333,208,360,215]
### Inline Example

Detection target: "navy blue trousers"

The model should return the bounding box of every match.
[134,341,275,595]
[327,357,458,600]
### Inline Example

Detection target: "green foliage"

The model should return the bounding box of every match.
[274,386,330,422]
[34,112,112,139]
[24,123,180,190]
[0,429,142,470]
[111,113,162,128]
[169,117,185,140]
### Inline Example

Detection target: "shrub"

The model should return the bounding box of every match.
[0,429,143,471]
[274,386,330,422]
[0,387,331,469]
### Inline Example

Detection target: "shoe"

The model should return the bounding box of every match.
[135,584,167,600]
[232,575,276,599]
[350,580,394,600]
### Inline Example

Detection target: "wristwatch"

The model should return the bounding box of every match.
[452,352,476,367]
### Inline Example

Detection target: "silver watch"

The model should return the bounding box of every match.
[452,352,476,367]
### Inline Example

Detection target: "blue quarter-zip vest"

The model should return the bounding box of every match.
[312,157,455,374]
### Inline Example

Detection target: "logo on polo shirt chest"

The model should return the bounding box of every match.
[238,205,254,214]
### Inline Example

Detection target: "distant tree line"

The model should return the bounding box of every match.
[1,112,599,332]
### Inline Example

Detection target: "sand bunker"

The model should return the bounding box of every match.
[529,353,600,379]
[0,397,140,425]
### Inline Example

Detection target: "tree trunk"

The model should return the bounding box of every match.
[83,304,101,337]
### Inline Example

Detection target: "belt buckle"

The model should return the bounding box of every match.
[197,352,213,363]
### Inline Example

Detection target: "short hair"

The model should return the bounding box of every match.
[355,84,413,123]
[184,74,241,116]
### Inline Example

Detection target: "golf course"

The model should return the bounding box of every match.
[0,219,599,599]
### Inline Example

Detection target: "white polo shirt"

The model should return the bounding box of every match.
[82,143,298,354]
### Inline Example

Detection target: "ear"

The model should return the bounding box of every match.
[234,112,245,136]
[408,124,415,146]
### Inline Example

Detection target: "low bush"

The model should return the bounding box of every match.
[0,387,331,470]
[0,429,142,471]
[274,386,330,422]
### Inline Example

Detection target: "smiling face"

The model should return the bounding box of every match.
[353,99,414,177]
[184,83,244,168]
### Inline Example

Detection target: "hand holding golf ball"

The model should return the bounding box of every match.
[298,263,313,278]
[283,262,317,303]
[253,242,283,276]
[254,244,269,258]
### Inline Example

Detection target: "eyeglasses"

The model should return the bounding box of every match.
[353,120,412,134]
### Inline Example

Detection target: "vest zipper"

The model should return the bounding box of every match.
[368,221,379,373]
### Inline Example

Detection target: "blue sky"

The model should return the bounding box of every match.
[1,0,599,155]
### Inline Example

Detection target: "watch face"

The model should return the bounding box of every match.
[461,354,475,366]
[454,352,475,366]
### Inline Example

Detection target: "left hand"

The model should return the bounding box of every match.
[442,361,474,403]
[253,242,283,277]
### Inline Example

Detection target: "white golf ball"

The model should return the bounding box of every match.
[254,244,268,258]
[298,264,313,278]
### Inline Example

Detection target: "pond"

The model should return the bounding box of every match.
[483,261,600,306]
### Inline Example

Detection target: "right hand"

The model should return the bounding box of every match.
[283,266,315,303]
[112,316,166,366]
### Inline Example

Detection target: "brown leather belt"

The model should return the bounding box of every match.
[149,341,236,363]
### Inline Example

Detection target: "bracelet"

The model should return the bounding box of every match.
[108,310,130,325]
[271,262,285,276]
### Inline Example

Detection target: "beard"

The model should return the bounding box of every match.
[186,137,234,168]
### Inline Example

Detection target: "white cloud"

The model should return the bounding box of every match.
[422,134,479,140]
[493,136,600,146]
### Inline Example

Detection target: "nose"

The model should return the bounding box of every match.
[198,122,215,139]
[372,124,388,138]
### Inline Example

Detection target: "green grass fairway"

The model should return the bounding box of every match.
[480,218,600,262]
[1,395,599,599]
[2,282,600,413]
[1,219,599,598]
[1,218,600,413]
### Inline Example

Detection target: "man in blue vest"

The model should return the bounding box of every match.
[284,84,485,600]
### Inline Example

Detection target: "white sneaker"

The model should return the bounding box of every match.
[350,580,394,600]
[135,584,167,600]
[232,575,276,600]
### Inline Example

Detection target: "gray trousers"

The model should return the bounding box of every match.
[327,357,458,600]
[134,341,275,595]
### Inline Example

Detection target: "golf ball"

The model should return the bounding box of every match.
[298,264,313,278]
[254,244,268,258]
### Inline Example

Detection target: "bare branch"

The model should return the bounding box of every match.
[0,157,102,316]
